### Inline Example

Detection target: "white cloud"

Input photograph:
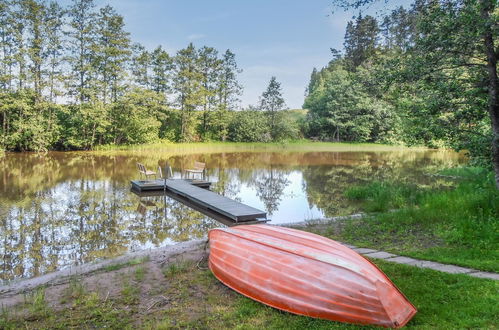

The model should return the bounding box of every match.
[187,33,206,41]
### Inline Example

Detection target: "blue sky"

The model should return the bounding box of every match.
[94,0,412,109]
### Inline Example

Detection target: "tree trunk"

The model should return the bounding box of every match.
[480,0,499,189]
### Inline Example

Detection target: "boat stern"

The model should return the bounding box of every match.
[376,280,417,328]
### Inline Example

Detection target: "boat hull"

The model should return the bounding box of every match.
[208,225,416,328]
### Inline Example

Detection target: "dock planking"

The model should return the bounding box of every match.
[164,179,266,222]
[131,189,268,226]
[130,178,267,224]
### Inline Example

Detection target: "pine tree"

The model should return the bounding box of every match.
[11,1,28,91]
[173,43,204,141]
[343,14,380,70]
[150,45,172,101]
[0,0,14,91]
[197,46,220,137]
[260,76,286,139]
[305,67,318,96]
[217,49,242,111]
[94,5,131,103]
[67,0,97,103]
[45,1,65,102]
[214,49,242,140]
[22,0,48,100]
[380,6,416,51]
[130,43,150,89]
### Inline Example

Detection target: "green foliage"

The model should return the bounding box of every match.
[108,88,164,145]
[0,1,248,150]
[260,76,287,139]
[227,108,302,143]
[57,102,109,150]
[324,0,499,188]
[304,63,396,142]
[150,45,172,96]
[0,91,59,151]
[271,111,301,141]
[24,288,51,320]
[67,0,98,103]
[94,5,131,103]
[228,110,270,142]
[343,14,380,70]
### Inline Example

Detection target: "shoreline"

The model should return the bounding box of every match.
[0,239,206,304]
[0,214,366,297]
[1,140,436,155]
[3,210,497,303]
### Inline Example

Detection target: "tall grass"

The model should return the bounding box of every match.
[344,181,424,212]
[343,167,499,271]
[93,140,414,153]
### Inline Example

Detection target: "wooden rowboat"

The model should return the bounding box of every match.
[208,225,417,328]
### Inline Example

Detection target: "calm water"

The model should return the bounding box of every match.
[0,148,464,282]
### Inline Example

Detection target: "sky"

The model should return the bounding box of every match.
[93,0,412,109]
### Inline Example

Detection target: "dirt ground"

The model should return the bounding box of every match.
[0,240,208,310]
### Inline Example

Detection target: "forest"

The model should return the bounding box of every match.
[0,0,298,152]
[304,0,498,186]
[0,0,498,186]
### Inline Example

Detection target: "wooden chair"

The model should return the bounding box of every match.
[183,161,205,180]
[137,163,157,179]
[158,164,174,179]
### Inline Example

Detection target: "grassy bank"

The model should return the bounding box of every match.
[93,140,422,153]
[1,252,497,329]
[313,167,499,272]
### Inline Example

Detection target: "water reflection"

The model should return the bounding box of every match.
[0,149,464,282]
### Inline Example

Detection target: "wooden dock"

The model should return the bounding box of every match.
[131,179,268,225]
[131,178,211,191]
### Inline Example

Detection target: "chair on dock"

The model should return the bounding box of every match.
[183,161,206,180]
[137,163,157,179]
[157,164,174,179]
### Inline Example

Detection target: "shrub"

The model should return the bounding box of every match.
[228,111,270,142]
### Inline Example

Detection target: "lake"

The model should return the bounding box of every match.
[0,145,465,282]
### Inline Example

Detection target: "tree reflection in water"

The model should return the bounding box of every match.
[0,149,464,282]
[252,166,290,215]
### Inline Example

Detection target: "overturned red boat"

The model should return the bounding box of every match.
[208,225,416,328]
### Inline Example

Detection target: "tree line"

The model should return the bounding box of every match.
[0,0,296,151]
[304,0,499,187]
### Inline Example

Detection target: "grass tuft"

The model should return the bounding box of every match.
[163,259,193,279]
[103,256,149,272]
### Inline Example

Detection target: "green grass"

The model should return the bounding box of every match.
[134,266,146,281]
[24,288,52,321]
[151,259,499,329]
[60,277,86,305]
[1,254,497,329]
[121,279,140,305]
[338,167,499,272]
[163,259,193,279]
[103,256,149,272]
[93,140,417,153]
[344,181,424,212]
[222,261,498,329]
